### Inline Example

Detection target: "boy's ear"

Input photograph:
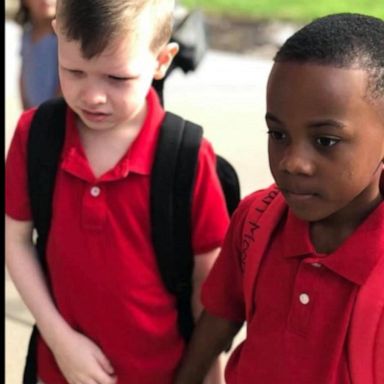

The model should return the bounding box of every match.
[153,42,179,80]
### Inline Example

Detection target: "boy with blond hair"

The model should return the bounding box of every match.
[5,0,229,383]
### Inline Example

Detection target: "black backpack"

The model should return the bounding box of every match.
[23,97,240,383]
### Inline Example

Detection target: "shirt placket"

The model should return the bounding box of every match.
[287,259,324,336]
[81,183,107,230]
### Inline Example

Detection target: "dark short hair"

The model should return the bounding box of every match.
[274,13,384,99]
[56,0,174,58]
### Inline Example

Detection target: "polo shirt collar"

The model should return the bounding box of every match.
[322,201,384,285]
[282,201,384,286]
[61,87,165,182]
[125,88,165,175]
[282,210,314,258]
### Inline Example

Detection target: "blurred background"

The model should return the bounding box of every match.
[5,0,383,383]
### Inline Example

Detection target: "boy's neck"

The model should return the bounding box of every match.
[310,223,355,254]
[310,192,383,254]
[76,103,148,179]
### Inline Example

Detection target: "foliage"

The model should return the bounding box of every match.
[182,0,384,22]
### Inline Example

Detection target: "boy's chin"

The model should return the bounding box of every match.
[282,192,325,222]
[286,204,330,223]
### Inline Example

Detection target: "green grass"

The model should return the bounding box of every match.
[182,0,384,22]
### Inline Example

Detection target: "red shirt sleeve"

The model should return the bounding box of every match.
[190,138,230,254]
[5,109,37,221]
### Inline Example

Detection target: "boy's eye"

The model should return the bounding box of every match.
[108,75,136,82]
[68,69,83,76]
[315,137,340,147]
[267,130,287,141]
[109,76,129,81]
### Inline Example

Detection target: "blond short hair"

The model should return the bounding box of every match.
[56,0,175,58]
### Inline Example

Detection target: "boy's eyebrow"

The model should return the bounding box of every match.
[307,119,346,129]
[107,67,141,79]
[265,113,346,129]
[265,112,282,123]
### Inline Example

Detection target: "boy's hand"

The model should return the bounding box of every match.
[51,328,117,384]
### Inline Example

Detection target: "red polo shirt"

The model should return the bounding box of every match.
[202,190,384,383]
[6,88,230,383]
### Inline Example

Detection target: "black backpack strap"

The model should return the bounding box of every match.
[150,112,203,342]
[27,97,67,267]
[215,155,241,216]
[24,97,67,384]
[22,326,39,384]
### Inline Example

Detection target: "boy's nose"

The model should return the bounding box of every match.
[279,146,315,176]
[80,84,107,106]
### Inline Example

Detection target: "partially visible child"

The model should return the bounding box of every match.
[6,0,228,383]
[175,13,384,384]
[15,0,60,109]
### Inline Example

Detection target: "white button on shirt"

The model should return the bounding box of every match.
[299,293,310,305]
[311,262,322,268]
[90,186,101,197]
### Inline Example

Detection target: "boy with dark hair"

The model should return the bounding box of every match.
[175,13,384,384]
[5,0,229,383]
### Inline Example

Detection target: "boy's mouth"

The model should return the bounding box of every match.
[279,186,318,198]
[280,188,319,205]
[81,109,110,122]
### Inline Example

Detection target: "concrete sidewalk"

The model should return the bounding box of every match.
[5,18,274,383]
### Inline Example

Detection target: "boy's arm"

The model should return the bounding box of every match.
[175,310,242,384]
[192,248,223,384]
[5,215,117,384]
[191,248,239,384]
[5,216,70,347]
[192,248,221,320]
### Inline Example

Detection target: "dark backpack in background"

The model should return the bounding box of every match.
[23,98,240,383]
[152,8,208,105]
[172,8,207,74]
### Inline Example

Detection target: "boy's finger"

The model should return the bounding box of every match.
[95,351,115,376]
[93,369,118,384]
